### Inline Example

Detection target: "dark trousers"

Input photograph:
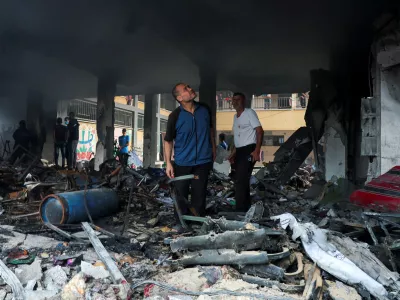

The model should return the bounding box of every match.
[9,145,27,165]
[235,144,256,211]
[67,140,78,169]
[54,142,66,167]
[173,162,213,219]
[118,153,129,166]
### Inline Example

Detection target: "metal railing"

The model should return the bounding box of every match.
[252,97,292,110]
[216,100,234,111]
[215,95,308,111]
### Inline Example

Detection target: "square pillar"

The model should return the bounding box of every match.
[143,94,160,167]
[26,90,46,157]
[133,95,139,151]
[94,77,116,171]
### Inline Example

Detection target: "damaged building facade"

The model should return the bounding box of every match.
[304,12,400,185]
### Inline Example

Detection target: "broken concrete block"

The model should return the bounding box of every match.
[44,266,68,291]
[81,261,110,279]
[0,231,26,251]
[25,290,59,300]
[326,280,361,300]
[0,290,6,300]
[136,233,150,242]
[25,279,37,290]
[61,273,86,300]
[14,259,42,284]
[83,249,99,263]
[286,191,299,200]
[147,217,159,227]
[327,209,337,218]
[23,234,60,249]
[4,294,12,300]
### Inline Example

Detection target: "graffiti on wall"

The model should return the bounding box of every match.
[77,122,135,161]
[77,122,97,161]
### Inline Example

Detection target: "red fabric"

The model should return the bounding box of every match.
[350,166,400,212]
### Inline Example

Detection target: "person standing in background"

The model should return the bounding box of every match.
[54,117,68,168]
[218,133,228,150]
[228,92,264,211]
[9,120,32,164]
[67,112,80,170]
[118,128,130,166]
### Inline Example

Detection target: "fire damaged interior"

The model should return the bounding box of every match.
[0,1,399,299]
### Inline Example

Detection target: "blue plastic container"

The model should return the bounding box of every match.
[40,188,119,224]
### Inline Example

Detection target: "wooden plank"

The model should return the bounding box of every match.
[82,222,126,284]
[0,259,24,300]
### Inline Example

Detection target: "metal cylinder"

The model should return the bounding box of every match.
[40,188,119,224]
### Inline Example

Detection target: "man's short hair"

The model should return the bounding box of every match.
[172,83,185,100]
[19,120,26,127]
[64,117,69,121]
[219,133,225,140]
[56,117,62,124]
[233,92,246,100]
[122,128,127,133]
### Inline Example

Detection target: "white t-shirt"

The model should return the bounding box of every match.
[233,108,262,148]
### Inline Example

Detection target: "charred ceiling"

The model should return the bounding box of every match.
[0,0,395,100]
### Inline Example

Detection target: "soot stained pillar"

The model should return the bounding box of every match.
[95,76,116,171]
[143,94,160,167]
[199,68,217,139]
[26,90,45,157]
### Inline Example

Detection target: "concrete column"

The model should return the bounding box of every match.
[94,76,116,171]
[199,68,217,139]
[243,92,253,109]
[143,94,160,167]
[26,90,45,157]
[133,95,139,151]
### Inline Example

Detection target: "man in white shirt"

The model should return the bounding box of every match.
[228,92,264,211]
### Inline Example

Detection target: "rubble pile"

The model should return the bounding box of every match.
[0,152,400,299]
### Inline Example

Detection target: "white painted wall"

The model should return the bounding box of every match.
[325,126,346,180]
[380,67,400,173]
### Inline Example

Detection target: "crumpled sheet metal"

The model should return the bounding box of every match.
[271,213,391,300]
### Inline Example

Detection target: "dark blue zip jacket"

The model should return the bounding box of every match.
[164,102,213,166]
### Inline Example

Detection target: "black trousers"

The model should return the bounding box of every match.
[118,153,129,166]
[54,142,66,167]
[235,144,256,211]
[173,162,213,219]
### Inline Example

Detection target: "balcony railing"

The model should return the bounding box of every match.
[252,97,292,110]
[216,100,234,111]
[216,96,308,111]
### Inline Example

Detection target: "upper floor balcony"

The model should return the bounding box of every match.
[216,94,308,111]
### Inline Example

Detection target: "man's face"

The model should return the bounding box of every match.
[232,95,245,110]
[122,130,126,136]
[176,84,197,103]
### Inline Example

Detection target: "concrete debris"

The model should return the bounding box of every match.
[44,266,68,291]
[23,234,61,249]
[326,280,362,300]
[61,273,86,300]
[0,159,399,299]
[14,259,42,285]
[80,261,110,279]
[25,290,59,300]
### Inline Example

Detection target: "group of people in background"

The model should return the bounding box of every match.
[53,112,80,170]
[164,83,264,231]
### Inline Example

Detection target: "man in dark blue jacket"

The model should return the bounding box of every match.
[67,112,80,170]
[164,83,216,222]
